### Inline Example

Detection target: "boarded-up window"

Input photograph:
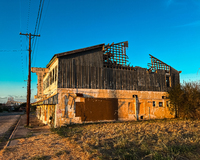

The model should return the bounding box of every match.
[55,66,57,82]
[77,98,118,121]
[52,69,55,83]
[50,72,52,85]
[46,76,50,88]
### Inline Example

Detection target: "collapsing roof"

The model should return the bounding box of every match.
[148,54,179,73]
[47,41,177,73]
[102,41,129,69]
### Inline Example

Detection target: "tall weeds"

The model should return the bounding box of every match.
[168,82,200,119]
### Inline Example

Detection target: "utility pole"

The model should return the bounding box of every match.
[20,33,40,126]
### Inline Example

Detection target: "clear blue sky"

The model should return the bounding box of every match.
[0,0,200,103]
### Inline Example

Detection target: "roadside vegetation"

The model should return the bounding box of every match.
[0,103,30,112]
[168,82,200,119]
[52,119,200,159]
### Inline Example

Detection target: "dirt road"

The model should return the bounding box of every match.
[0,113,21,137]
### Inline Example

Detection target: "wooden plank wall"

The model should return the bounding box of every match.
[58,62,176,91]
[57,49,179,91]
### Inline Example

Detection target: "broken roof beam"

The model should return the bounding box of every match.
[149,54,170,68]
[149,54,171,72]
[103,41,129,68]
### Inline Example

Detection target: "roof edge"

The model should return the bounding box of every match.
[56,43,105,58]
[46,43,105,68]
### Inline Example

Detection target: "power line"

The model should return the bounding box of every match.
[34,0,43,35]
[0,50,27,52]
[20,34,25,82]
[40,0,50,33]
[26,0,31,33]
[19,0,26,85]
[32,0,45,62]
[33,0,50,67]
[25,0,32,75]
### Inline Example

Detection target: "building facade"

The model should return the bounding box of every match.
[32,41,180,127]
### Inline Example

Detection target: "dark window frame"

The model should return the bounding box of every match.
[153,101,155,107]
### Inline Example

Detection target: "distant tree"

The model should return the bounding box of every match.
[168,82,200,119]
[19,103,27,108]
[18,103,36,112]
[168,84,184,118]
[0,106,3,112]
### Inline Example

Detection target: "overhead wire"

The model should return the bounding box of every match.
[32,0,45,63]
[33,0,43,35]
[19,0,47,86]
[20,36,25,81]
[25,0,31,78]
[0,50,27,52]
[26,0,31,33]
[19,0,26,84]
[33,0,50,67]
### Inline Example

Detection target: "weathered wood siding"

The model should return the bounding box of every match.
[58,63,179,91]
[170,67,180,88]
[57,48,180,91]
[58,47,103,88]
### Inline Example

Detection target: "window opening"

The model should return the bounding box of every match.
[52,69,54,83]
[166,101,169,107]
[55,66,57,82]
[159,102,163,107]
[166,76,170,87]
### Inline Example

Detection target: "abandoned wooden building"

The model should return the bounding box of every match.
[32,41,181,127]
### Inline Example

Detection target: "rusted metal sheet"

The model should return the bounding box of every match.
[76,98,118,122]
[84,98,118,121]
[75,102,85,117]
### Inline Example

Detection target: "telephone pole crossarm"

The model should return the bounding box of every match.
[20,32,40,37]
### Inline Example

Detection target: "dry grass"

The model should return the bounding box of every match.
[0,133,88,160]
[1,119,200,160]
[52,119,200,160]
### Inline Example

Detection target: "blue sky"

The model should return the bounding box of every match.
[0,0,200,103]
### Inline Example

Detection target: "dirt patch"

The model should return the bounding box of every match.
[0,133,88,160]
